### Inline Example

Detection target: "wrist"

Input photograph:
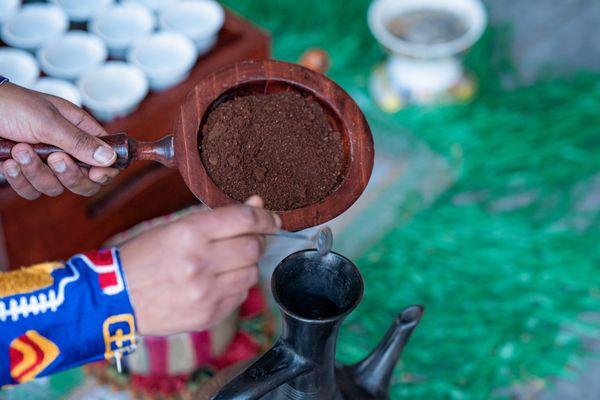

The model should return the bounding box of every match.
[118,241,151,334]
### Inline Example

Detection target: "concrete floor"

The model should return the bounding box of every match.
[483,0,600,82]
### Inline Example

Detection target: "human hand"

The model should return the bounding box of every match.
[0,82,119,199]
[119,196,281,336]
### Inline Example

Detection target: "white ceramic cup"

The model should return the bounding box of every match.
[0,47,39,88]
[90,3,155,59]
[51,0,115,23]
[368,0,487,97]
[368,0,487,59]
[37,30,108,81]
[78,61,149,121]
[0,0,21,26]
[127,30,197,91]
[159,0,224,54]
[1,4,68,51]
[124,0,180,14]
[34,77,82,106]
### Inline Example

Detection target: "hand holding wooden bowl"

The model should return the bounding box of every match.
[0,60,374,231]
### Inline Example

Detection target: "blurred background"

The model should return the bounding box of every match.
[1,0,599,399]
[224,1,600,399]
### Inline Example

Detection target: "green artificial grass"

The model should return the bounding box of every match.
[223,1,600,399]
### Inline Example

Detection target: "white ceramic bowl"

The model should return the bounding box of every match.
[124,0,180,14]
[127,30,197,91]
[368,0,487,59]
[0,47,39,88]
[159,0,224,54]
[1,4,68,51]
[34,77,82,106]
[38,30,108,81]
[90,3,155,59]
[51,0,115,23]
[78,61,148,121]
[0,0,21,26]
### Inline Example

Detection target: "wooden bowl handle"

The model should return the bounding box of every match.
[0,133,177,169]
[299,48,330,74]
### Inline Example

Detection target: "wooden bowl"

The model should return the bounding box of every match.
[172,60,374,231]
[0,60,374,231]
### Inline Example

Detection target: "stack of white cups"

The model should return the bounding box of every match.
[0,0,225,121]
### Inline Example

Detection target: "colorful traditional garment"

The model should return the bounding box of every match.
[85,205,275,399]
[0,248,136,388]
[85,285,274,399]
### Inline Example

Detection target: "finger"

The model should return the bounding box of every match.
[37,113,116,167]
[198,205,280,240]
[88,166,119,185]
[43,94,108,137]
[47,152,101,196]
[244,196,282,227]
[2,160,41,200]
[209,293,247,328]
[244,195,264,208]
[214,266,259,296]
[207,235,265,273]
[11,143,63,197]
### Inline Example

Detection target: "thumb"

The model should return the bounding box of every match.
[48,116,116,167]
[244,195,264,208]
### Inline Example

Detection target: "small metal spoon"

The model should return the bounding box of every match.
[267,226,333,256]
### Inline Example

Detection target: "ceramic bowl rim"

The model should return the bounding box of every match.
[368,0,487,59]
[77,61,149,112]
[37,30,108,79]
[0,47,40,87]
[89,2,155,49]
[1,4,68,49]
[127,30,197,77]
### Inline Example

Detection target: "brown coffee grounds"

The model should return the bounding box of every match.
[200,92,345,210]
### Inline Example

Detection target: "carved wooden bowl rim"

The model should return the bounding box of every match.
[172,60,374,231]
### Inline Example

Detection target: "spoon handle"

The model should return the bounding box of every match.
[0,133,177,170]
[265,230,310,241]
[0,133,132,169]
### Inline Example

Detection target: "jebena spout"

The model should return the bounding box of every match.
[338,305,424,400]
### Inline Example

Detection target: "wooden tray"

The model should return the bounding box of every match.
[0,10,270,269]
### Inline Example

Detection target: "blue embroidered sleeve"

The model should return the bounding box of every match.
[0,248,137,387]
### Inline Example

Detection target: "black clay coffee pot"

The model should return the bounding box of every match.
[212,250,424,400]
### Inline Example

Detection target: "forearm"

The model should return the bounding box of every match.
[0,248,136,388]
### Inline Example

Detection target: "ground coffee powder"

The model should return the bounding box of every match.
[200,92,345,210]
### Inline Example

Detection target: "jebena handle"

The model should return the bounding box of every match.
[212,340,313,400]
[0,133,176,169]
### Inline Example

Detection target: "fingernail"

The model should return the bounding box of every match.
[273,214,282,228]
[97,175,109,184]
[14,151,31,165]
[5,165,19,178]
[93,146,116,165]
[50,160,66,173]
